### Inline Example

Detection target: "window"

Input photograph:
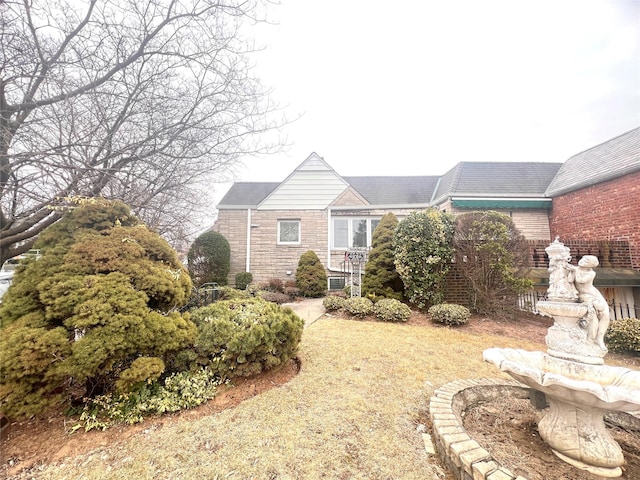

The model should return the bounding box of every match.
[332,217,381,249]
[278,219,300,244]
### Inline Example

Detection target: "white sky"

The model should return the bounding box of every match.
[215,0,640,202]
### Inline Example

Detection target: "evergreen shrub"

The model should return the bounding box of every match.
[235,272,253,290]
[218,286,251,301]
[394,209,455,309]
[187,231,231,286]
[362,212,403,300]
[344,297,374,318]
[189,298,304,377]
[605,318,640,355]
[295,250,327,297]
[323,295,346,311]
[428,303,471,326]
[373,298,412,322]
[0,199,195,418]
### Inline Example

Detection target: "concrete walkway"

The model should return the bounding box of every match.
[283,297,326,327]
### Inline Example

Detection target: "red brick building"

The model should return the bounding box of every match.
[545,127,640,317]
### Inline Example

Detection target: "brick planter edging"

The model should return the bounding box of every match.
[429,378,531,480]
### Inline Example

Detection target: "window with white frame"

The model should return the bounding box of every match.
[332,217,381,249]
[277,219,300,244]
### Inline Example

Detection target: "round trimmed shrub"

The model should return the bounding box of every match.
[187,231,230,286]
[344,297,374,318]
[323,295,346,311]
[373,298,412,322]
[605,318,640,355]
[295,250,327,298]
[235,272,253,290]
[428,303,471,326]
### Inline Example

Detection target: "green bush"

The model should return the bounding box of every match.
[605,318,640,355]
[74,367,222,431]
[344,297,374,318]
[323,295,346,311]
[218,286,251,301]
[115,357,165,393]
[0,200,195,419]
[373,298,412,322]
[187,231,231,286]
[189,298,304,377]
[295,250,327,298]
[394,209,455,310]
[428,303,471,326]
[235,272,253,290]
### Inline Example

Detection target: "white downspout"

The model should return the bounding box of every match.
[327,208,332,270]
[327,207,332,291]
[246,208,251,272]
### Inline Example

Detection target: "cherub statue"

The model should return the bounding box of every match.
[567,255,609,350]
[546,237,579,301]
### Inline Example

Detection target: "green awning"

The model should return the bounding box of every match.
[451,199,552,209]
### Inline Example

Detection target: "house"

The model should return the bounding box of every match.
[214,153,561,284]
[543,126,640,318]
[214,128,640,317]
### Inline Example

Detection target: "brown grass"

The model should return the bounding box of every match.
[6,318,560,480]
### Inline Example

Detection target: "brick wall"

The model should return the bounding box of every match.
[526,239,632,268]
[549,170,640,270]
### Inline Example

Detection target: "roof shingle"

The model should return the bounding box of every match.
[545,127,640,196]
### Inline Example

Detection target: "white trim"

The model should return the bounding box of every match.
[329,203,431,211]
[327,208,332,270]
[277,219,301,245]
[331,217,381,249]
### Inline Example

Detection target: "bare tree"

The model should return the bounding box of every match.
[0,0,283,264]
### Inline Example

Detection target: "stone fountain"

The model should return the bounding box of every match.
[484,238,640,478]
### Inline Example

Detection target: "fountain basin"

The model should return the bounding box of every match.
[537,300,587,319]
[484,347,640,477]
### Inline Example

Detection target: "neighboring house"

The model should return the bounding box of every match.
[543,126,640,318]
[214,128,640,317]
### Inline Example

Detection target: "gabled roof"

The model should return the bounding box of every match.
[258,152,349,210]
[218,182,279,208]
[545,127,640,197]
[342,176,439,205]
[431,162,563,204]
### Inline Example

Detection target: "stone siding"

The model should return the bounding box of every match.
[213,209,248,285]
[215,208,328,284]
[549,170,640,269]
[449,207,551,240]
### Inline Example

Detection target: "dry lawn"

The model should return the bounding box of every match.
[3,317,592,480]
